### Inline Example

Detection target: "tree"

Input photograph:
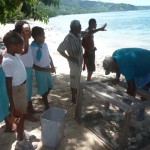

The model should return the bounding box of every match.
[0,0,59,24]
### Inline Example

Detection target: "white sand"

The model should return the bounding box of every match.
[0,20,114,150]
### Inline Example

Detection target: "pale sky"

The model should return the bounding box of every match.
[95,0,150,6]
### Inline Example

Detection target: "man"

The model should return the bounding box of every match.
[103,48,150,120]
[57,20,83,104]
[82,18,107,81]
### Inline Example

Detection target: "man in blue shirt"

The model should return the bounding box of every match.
[103,48,150,120]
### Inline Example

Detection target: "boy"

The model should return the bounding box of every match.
[31,26,56,110]
[2,31,37,149]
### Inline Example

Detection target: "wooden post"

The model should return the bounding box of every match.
[75,84,83,123]
[119,111,131,150]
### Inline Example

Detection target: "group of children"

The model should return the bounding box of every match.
[0,20,55,149]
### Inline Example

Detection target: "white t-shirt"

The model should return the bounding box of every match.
[31,43,51,67]
[20,46,33,67]
[2,53,27,86]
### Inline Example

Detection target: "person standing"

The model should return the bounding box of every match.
[14,20,37,119]
[2,31,37,149]
[31,26,56,110]
[57,20,83,104]
[82,18,107,81]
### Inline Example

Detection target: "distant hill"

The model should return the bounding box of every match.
[56,0,150,15]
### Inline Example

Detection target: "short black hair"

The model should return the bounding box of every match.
[31,26,44,39]
[14,20,29,34]
[3,31,24,48]
[89,18,96,25]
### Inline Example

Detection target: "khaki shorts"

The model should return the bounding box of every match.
[12,84,27,114]
[69,62,82,88]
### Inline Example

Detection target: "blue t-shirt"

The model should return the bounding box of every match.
[113,48,150,82]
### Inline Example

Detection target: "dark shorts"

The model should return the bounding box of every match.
[85,51,95,72]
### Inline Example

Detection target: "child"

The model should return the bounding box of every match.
[14,20,37,118]
[31,26,55,110]
[2,31,37,149]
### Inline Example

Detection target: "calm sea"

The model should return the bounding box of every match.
[48,10,150,55]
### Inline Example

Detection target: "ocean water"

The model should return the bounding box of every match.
[48,10,150,56]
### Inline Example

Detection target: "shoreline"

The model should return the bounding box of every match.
[0,19,109,78]
[0,20,110,150]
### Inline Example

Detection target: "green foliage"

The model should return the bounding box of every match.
[56,0,138,15]
[1,0,149,24]
[40,0,59,6]
[36,2,58,18]
[0,0,59,24]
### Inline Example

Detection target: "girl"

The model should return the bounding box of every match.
[14,20,37,117]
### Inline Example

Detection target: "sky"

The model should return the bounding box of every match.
[94,0,150,6]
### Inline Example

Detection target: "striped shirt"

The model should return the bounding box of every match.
[57,32,83,66]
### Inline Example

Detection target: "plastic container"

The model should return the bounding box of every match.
[40,107,67,148]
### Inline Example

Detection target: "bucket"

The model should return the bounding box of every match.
[40,107,67,148]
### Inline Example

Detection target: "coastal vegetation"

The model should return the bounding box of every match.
[0,0,59,24]
[0,0,150,24]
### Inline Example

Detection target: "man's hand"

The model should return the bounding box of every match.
[50,66,56,74]
[101,23,107,31]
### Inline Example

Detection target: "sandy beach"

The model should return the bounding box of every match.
[0,20,112,150]
[1,19,150,150]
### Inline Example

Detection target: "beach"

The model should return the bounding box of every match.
[0,20,111,150]
[0,12,150,149]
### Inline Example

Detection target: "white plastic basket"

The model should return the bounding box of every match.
[40,107,67,148]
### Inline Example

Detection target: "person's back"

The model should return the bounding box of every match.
[113,48,150,81]
[82,30,94,52]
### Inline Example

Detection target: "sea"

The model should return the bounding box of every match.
[48,9,150,56]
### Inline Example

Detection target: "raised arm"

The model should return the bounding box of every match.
[89,23,107,34]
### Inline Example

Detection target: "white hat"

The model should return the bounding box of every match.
[103,56,114,75]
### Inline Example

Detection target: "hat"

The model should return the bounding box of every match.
[103,56,114,75]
